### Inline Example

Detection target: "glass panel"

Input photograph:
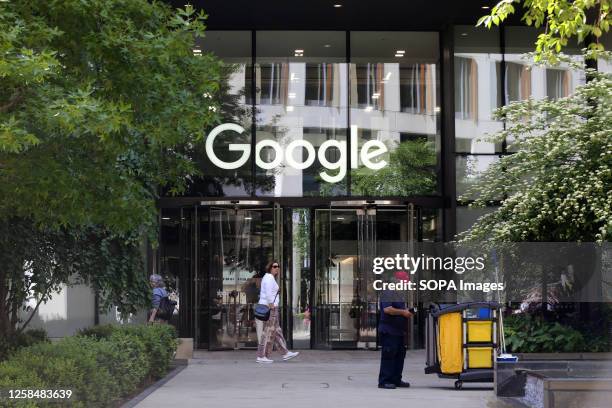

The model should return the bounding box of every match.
[329,210,359,347]
[456,206,499,235]
[454,25,503,154]
[421,208,443,242]
[160,208,191,338]
[313,208,331,348]
[504,27,585,151]
[350,32,440,195]
[188,31,253,196]
[505,27,585,100]
[505,61,532,103]
[207,208,274,349]
[598,33,612,73]
[196,207,209,349]
[313,205,415,349]
[256,31,348,197]
[291,209,311,348]
[455,154,501,201]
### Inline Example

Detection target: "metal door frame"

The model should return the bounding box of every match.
[193,200,279,350]
[313,200,416,350]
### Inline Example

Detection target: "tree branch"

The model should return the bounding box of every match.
[16,291,47,335]
[0,89,24,114]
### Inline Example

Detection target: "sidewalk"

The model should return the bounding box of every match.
[134,350,509,408]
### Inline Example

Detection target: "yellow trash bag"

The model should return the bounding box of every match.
[437,312,463,374]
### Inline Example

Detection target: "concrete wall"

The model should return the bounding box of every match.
[22,282,147,338]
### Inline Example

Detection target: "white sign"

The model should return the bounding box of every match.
[205,124,388,183]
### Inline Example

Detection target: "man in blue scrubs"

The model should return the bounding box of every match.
[378,271,414,389]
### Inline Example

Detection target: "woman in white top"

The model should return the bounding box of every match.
[255,260,299,363]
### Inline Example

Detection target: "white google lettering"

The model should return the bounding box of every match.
[205,123,250,170]
[204,123,388,183]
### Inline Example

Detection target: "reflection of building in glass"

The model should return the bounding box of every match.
[190,31,440,198]
[453,25,586,232]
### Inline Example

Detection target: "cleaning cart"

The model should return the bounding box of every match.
[424,301,502,389]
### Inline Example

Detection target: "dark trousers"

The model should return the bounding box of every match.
[378,332,406,386]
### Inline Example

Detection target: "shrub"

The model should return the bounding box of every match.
[0,328,50,362]
[78,323,177,379]
[0,361,46,408]
[76,324,117,339]
[2,337,118,407]
[504,314,609,353]
[98,331,149,395]
[120,324,178,379]
[0,324,177,407]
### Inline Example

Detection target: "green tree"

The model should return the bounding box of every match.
[351,139,437,196]
[0,1,224,333]
[478,0,611,62]
[459,63,612,243]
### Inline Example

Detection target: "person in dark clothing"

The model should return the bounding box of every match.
[378,271,414,389]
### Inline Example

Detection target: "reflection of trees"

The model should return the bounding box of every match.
[455,155,478,203]
[184,63,275,195]
[350,139,437,196]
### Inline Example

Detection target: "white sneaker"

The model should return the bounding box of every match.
[256,357,274,363]
[282,351,300,361]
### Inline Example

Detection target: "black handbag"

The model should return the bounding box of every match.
[253,292,278,321]
[157,296,177,320]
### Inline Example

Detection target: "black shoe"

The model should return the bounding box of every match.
[378,383,397,389]
[395,381,410,388]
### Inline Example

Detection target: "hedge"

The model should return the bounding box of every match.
[0,324,177,408]
[0,329,50,362]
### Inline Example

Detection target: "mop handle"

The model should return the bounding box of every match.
[499,310,506,353]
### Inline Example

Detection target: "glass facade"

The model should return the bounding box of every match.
[256,31,349,197]
[350,32,440,196]
[156,26,588,350]
[188,31,253,196]
[182,31,441,198]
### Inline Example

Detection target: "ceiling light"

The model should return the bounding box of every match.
[461,32,468,37]
[288,92,296,99]
[294,49,304,53]
[333,4,342,7]
[162,217,171,220]
[244,217,253,220]
[481,6,490,10]
[324,44,331,48]
[394,53,404,58]
[336,217,345,220]
[372,93,380,99]
[396,50,405,54]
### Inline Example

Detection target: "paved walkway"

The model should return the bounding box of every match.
[134,350,509,408]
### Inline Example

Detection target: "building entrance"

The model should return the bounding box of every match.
[172,201,281,350]
[312,201,417,349]
[161,200,421,350]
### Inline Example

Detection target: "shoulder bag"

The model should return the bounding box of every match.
[253,292,279,321]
